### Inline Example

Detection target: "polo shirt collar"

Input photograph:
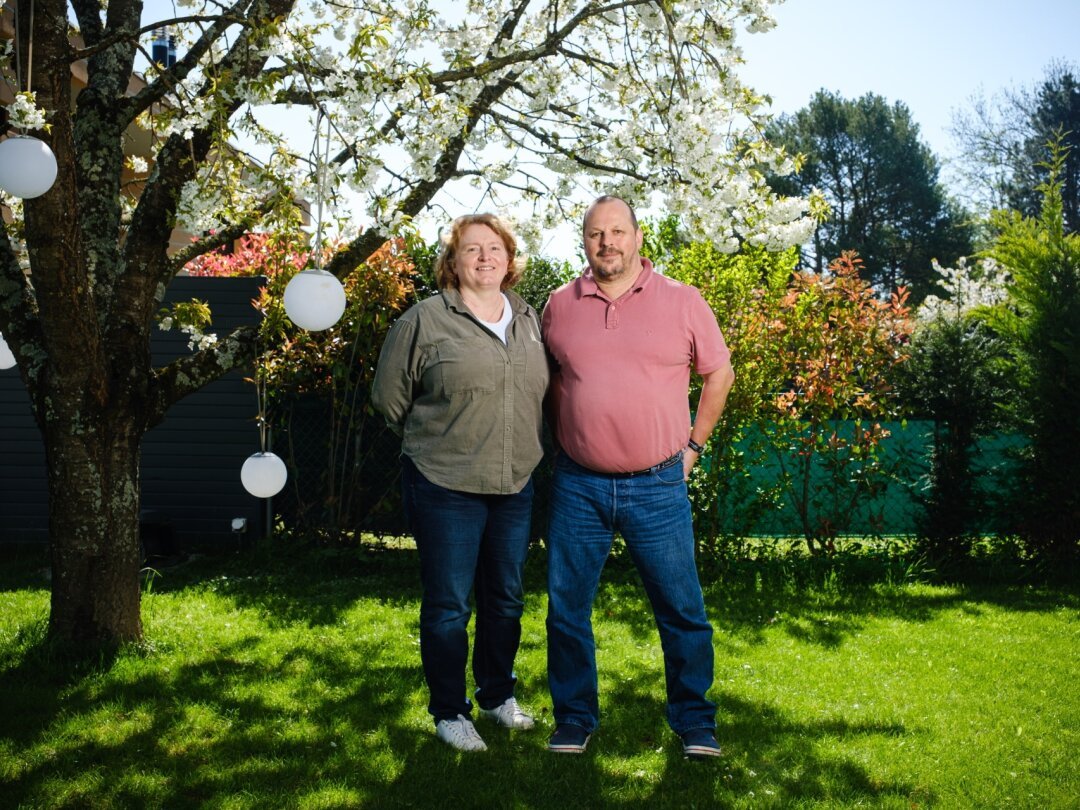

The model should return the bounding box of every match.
[578,257,655,299]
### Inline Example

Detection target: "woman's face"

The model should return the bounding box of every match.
[454,223,510,295]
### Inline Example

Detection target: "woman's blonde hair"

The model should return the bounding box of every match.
[434,213,526,291]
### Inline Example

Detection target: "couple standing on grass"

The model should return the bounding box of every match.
[371,195,735,759]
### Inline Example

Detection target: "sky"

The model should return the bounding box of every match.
[738,0,1080,165]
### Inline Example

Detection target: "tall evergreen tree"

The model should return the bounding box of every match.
[768,91,973,301]
[989,144,1080,563]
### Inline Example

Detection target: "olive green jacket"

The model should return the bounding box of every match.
[371,288,549,495]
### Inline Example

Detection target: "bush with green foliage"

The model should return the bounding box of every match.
[765,252,912,554]
[900,258,1011,566]
[988,144,1080,563]
[665,240,796,555]
[659,219,913,556]
[514,256,578,313]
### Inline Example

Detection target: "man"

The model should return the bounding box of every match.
[541,195,735,758]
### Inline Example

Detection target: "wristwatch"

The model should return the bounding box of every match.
[687,438,705,454]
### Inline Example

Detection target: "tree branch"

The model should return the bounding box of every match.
[118,0,257,127]
[120,0,300,308]
[324,67,525,277]
[428,0,652,91]
[68,15,239,64]
[70,0,105,44]
[320,1,652,276]
[166,208,275,275]
[490,109,650,181]
[147,324,261,424]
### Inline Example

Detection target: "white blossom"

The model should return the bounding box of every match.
[8,92,49,131]
[918,257,1009,322]
[159,318,220,353]
[13,0,804,262]
[191,330,219,352]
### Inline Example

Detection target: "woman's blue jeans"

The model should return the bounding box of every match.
[546,452,716,735]
[401,456,533,724]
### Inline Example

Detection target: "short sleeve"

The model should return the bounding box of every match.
[687,288,730,375]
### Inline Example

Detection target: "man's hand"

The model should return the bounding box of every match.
[682,448,699,480]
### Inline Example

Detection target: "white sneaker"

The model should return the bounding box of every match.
[435,714,488,752]
[478,697,535,730]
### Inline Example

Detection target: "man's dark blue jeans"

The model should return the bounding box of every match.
[401,456,533,723]
[546,452,716,736]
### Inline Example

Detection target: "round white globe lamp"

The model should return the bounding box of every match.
[0,334,16,370]
[0,135,58,199]
[240,451,288,498]
[283,269,346,331]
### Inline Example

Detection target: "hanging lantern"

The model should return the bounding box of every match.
[0,136,58,199]
[283,268,346,331]
[0,334,15,370]
[240,451,288,498]
[281,108,347,333]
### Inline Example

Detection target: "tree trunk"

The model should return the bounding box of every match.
[45,414,145,645]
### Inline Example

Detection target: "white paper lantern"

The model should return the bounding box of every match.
[0,334,15,370]
[0,135,58,199]
[283,269,346,331]
[240,451,288,498]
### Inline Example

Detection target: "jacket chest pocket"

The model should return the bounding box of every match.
[432,338,497,396]
[518,335,549,394]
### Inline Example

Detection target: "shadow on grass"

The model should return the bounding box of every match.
[0,630,424,807]
[592,550,1079,651]
[136,542,1080,644]
[354,663,920,809]
[1,542,1074,807]
[141,543,424,629]
[1,590,925,808]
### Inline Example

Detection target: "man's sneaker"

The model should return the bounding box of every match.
[435,715,487,752]
[478,696,535,730]
[681,728,722,759]
[547,724,591,753]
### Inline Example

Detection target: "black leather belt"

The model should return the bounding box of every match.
[608,451,683,479]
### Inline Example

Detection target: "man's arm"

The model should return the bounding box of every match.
[683,363,735,478]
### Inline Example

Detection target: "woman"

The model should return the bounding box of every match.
[372,213,549,752]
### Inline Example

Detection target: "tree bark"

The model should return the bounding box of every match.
[11,0,280,648]
[45,413,144,645]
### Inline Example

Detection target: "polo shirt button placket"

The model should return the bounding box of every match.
[606,302,619,330]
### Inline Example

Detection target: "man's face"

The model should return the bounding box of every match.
[582,200,643,283]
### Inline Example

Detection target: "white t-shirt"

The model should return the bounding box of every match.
[479,293,513,343]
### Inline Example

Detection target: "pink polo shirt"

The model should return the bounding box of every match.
[542,259,731,473]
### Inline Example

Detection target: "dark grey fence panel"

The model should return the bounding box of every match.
[0,276,266,547]
[0,374,47,542]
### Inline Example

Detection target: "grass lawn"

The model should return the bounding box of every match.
[0,541,1077,809]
